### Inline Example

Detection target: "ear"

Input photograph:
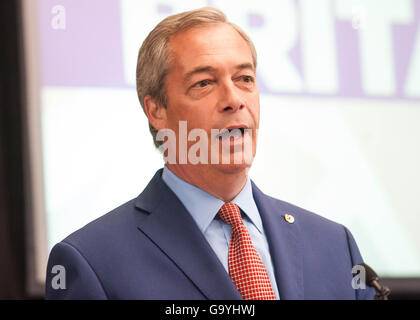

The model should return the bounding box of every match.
[143,95,167,131]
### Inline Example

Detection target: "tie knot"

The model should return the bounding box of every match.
[218,202,243,228]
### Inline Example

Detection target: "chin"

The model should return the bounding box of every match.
[211,161,252,175]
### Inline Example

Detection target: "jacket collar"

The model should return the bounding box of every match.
[251,181,304,299]
[135,169,242,300]
[135,168,303,300]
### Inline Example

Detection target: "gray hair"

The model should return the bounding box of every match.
[136,7,257,148]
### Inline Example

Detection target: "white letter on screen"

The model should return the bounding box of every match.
[404,22,420,97]
[336,0,413,96]
[301,0,339,94]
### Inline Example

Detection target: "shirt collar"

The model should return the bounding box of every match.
[161,166,263,234]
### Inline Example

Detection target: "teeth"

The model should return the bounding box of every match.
[217,128,244,139]
[231,129,242,139]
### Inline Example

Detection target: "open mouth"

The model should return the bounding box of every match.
[216,127,247,140]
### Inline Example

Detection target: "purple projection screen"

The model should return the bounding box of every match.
[38,0,420,99]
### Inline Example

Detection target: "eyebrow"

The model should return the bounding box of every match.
[183,63,255,85]
[183,66,216,84]
[235,63,255,73]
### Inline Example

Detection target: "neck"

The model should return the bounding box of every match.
[166,164,248,202]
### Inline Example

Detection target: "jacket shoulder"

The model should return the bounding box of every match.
[263,193,346,233]
[62,197,141,251]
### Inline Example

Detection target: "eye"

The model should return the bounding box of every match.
[236,75,255,88]
[242,75,253,83]
[193,79,212,88]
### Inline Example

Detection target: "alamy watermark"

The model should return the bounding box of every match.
[51,5,66,30]
[51,265,66,290]
[351,264,366,290]
[352,5,367,30]
[156,121,256,165]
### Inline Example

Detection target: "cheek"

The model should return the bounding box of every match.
[167,104,212,131]
[185,100,216,129]
[249,97,260,126]
[190,114,212,131]
[165,100,189,126]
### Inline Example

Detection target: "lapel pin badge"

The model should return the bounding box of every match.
[284,214,295,224]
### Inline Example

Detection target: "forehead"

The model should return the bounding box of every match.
[167,23,254,73]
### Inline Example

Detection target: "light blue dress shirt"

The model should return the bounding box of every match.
[162,166,280,299]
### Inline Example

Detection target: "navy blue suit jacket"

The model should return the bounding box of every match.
[45,168,374,299]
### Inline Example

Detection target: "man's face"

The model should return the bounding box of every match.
[163,23,260,172]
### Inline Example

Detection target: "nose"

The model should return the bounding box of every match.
[217,80,245,113]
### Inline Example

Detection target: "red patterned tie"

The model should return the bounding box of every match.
[218,202,276,300]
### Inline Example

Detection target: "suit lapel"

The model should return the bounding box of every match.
[252,181,304,300]
[134,169,242,300]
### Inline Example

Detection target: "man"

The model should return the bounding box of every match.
[46,7,374,300]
